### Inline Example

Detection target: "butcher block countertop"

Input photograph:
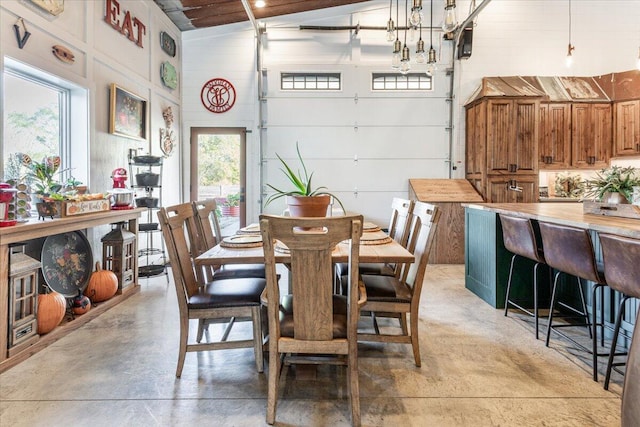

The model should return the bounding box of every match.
[409,179,484,203]
[464,203,640,239]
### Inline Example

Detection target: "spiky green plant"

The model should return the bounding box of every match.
[583,166,640,202]
[264,142,344,211]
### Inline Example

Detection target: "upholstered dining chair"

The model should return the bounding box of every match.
[259,214,366,426]
[158,203,266,377]
[357,201,440,367]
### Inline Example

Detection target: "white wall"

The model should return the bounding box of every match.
[1,0,182,256]
[181,0,640,224]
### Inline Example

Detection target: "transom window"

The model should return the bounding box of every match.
[372,73,433,91]
[281,73,341,91]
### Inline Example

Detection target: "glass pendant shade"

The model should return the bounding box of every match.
[392,38,402,68]
[442,0,458,33]
[416,39,426,63]
[566,43,574,67]
[426,47,437,76]
[386,18,396,42]
[400,45,411,74]
[410,0,423,26]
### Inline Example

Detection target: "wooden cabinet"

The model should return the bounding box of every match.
[487,176,538,203]
[486,99,539,175]
[539,103,571,169]
[571,103,612,168]
[613,100,640,156]
[465,97,539,203]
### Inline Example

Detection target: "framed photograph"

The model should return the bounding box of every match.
[109,84,147,141]
[29,0,64,16]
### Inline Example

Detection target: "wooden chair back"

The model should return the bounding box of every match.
[388,198,415,247]
[400,201,441,300]
[192,199,224,282]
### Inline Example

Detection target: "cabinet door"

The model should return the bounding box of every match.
[539,103,571,169]
[465,102,486,196]
[487,176,538,203]
[572,103,611,168]
[613,100,640,156]
[513,100,539,174]
[486,99,514,174]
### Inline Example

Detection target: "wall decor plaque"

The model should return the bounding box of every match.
[160,31,176,57]
[201,78,236,114]
[30,0,64,16]
[161,61,178,89]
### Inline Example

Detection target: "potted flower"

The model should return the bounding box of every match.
[583,166,640,204]
[265,143,344,217]
[221,192,240,217]
[21,155,69,218]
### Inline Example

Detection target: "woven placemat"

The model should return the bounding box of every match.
[363,221,381,232]
[360,235,392,245]
[220,234,263,248]
[237,223,260,235]
[274,241,290,254]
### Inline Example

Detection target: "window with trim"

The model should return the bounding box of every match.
[2,60,88,193]
[372,73,433,91]
[281,73,341,90]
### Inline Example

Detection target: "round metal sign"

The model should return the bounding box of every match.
[200,78,236,113]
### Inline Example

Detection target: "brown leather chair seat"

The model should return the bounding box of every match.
[188,277,266,309]
[359,274,412,303]
[278,294,348,338]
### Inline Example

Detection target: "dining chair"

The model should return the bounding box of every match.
[259,214,366,426]
[335,197,414,285]
[158,202,267,377]
[192,199,266,282]
[357,201,440,367]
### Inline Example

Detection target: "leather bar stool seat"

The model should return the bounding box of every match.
[499,214,548,339]
[598,233,640,390]
[539,221,608,382]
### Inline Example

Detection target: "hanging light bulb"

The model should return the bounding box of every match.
[565,0,574,68]
[566,43,575,68]
[416,32,426,63]
[426,47,437,76]
[410,0,424,26]
[386,0,396,42]
[442,0,458,33]
[409,25,417,42]
[392,39,402,69]
[400,45,411,74]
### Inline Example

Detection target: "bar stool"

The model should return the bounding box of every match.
[599,233,640,390]
[499,214,547,339]
[538,221,608,382]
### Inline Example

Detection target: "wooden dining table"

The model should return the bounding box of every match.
[194,230,415,267]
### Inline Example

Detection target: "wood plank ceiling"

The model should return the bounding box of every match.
[154,0,373,31]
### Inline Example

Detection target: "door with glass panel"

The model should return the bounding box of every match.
[190,127,246,236]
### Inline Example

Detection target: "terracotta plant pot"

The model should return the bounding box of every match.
[286,195,331,217]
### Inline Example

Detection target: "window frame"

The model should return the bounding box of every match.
[371,72,433,91]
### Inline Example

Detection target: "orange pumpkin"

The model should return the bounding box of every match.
[37,290,67,334]
[84,262,118,303]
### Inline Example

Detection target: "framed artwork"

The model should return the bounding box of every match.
[109,84,147,141]
[29,0,64,16]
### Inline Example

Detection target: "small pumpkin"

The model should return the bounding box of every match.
[72,290,91,315]
[84,262,118,303]
[37,288,67,334]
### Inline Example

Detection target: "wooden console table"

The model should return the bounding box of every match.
[0,208,145,372]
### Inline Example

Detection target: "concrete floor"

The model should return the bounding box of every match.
[0,265,622,426]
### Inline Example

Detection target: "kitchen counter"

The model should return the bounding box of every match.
[409,179,483,263]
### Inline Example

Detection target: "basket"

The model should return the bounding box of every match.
[132,155,162,165]
[135,173,159,187]
[135,197,159,208]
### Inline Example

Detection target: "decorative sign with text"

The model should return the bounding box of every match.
[200,78,236,114]
[104,0,146,48]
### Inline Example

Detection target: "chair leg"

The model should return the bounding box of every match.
[266,340,281,424]
[251,306,264,373]
[605,296,628,390]
[196,319,205,343]
[348,341,361,427]
[504,254,517,316]
[410,309,421,367]
[400,313,408,336]
[176,314,189,378]
[591,283,605,382]
[533,262,540,340]
[546,271,561,347]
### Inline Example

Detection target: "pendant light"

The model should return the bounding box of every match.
[386,0,396,42]
[426,0,437,76]
[566,0,575,67]
[400,0,411,74]
[410,0,424,27]
[442,0,458,33]
[416,24,426,63]
[392,0,402,69]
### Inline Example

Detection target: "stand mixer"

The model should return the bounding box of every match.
[110,168,134,210]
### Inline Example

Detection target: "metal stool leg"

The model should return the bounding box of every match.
[546,271,561,347]
[604,295,629,390]
[504,254,517,317]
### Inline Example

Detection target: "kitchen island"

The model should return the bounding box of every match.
[463,202,639,338]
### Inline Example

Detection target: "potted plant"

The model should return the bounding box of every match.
[265,143,344,217]
[583,166,640,204]
[221,192,240,217]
